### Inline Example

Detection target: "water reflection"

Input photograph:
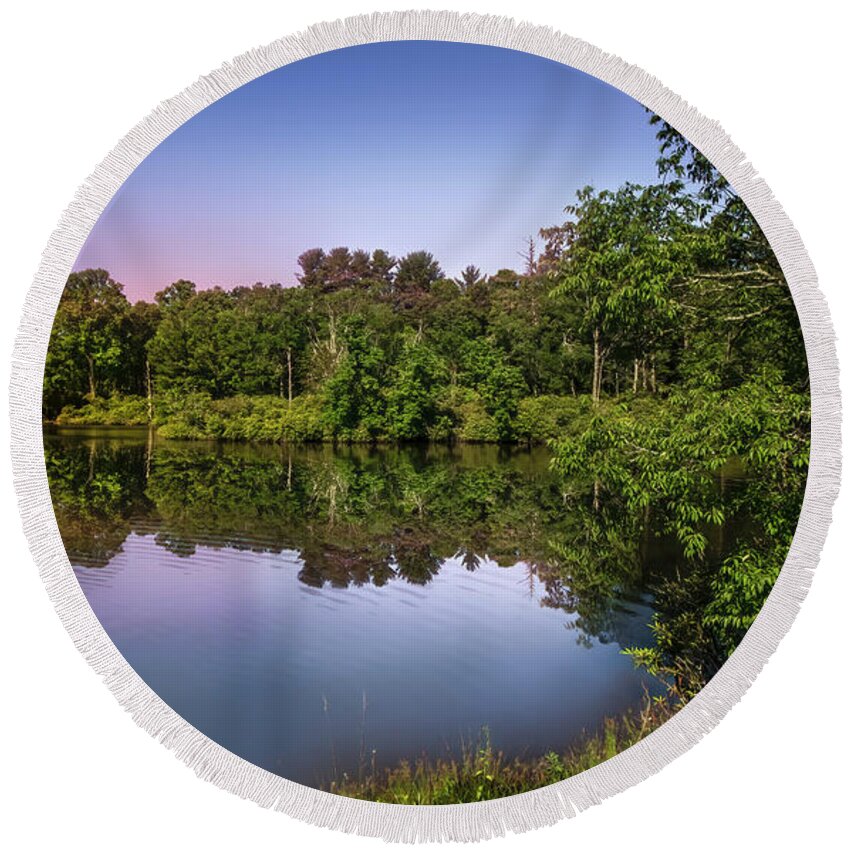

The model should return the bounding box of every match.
[45,427,696,787]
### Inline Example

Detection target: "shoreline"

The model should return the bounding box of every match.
[42,388,621,446]
[43,421,552,448]
[330,695,676,804]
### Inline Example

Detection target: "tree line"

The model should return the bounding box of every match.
[42,113,813,800]
[45,115,806,447]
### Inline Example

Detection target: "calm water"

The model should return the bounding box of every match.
[44,427,692,789]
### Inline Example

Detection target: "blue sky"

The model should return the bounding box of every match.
[74,40,661,303]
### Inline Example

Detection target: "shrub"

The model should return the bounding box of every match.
[514,395,592,444]
[437,386,499,443]
[155,392,327,443]
[456,399,499,442]
[154,392,217,439]
[55,395,151,426]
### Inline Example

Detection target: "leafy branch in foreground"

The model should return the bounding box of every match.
[551,370,809,691]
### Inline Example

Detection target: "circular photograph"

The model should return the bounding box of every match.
[43,40,809,804]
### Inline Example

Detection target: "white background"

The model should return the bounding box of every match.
[1,2,847,847]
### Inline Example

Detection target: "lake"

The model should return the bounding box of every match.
[43,427,697,790]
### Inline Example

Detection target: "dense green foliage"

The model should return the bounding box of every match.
[44,266,588,442]
[45,118,806,447]
[43,113,810,802]
[545,119,810,697]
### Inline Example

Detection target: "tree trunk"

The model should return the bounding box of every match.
[650,354,657,394]
[145,357,153,423]
[718,465,726,556]
[287,348,293,404]
[145,423,153,481]
[328,313,338,357]
[597,350,607,402]
[86,354,96,399]
[632,358,640,394]
[592,327,601,404]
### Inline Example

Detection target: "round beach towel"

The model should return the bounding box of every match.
[10,11,839,842]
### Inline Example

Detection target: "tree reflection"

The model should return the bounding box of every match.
[44,432,153,567]
[44,432,716,647]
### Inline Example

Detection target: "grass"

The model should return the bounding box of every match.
[330,695,674,804]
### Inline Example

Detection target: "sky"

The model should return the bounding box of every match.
[73,40,661,304]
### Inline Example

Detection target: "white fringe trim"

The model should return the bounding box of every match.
[8,10,841,843]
